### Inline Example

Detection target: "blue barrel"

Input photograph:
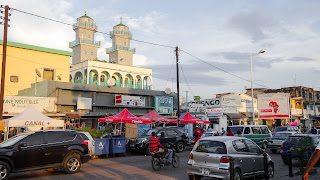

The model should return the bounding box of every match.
[109,135,126,155]
[93,138,110,156]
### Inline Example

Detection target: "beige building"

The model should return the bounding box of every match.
[70,14,152,90]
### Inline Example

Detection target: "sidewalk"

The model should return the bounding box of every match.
[274,166,320,180]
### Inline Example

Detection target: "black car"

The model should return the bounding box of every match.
[127,127,187,154]
[0,130,90,180]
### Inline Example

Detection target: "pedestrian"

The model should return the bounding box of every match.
[193,125,202,144]
[303,142,320,180]
[221,127,226,136]
[226,127,234,136]
[236,130,242,137]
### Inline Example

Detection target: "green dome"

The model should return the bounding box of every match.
[115,23,127,27]
[80,14,92,19]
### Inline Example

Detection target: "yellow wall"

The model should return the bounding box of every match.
[0,45,71,95]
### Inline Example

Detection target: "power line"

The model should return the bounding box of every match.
[11,7,175,49]
[162,50,175,90]
[180,49,268,88]
[179,62,195,97]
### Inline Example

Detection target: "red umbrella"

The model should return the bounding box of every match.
[140,110,177,124]
[180,112,210,124]
[99,108,151,124]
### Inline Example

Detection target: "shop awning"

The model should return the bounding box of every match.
[140,110,177,124]
[225,113,246,119]
[180,112,210,124]
[98,108,151,124]
[66,113,81,119]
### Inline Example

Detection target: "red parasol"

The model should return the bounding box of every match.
[98,108,151,124]
[140,110,177,124]
[180,112,210,124]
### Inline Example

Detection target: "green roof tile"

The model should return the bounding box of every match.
[115,23,127,27]
[0,40,73,56]
[80,14,92,19]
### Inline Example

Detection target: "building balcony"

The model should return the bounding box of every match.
[124,83,134,89]
[109,30,132,38]
[106,45,136,54]
[73,22,98,31]
[69,38,101,48]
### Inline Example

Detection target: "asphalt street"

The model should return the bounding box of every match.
[8,147,320,180]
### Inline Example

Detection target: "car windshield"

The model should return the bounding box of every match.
[274,132,292,138]
[229,127,244,134]
[143,129,157,136]
[195,140,227,154]
[274,127,287,132]
[0,132,34,148]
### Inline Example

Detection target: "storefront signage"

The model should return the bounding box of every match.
[258,93,290,119]
[206,108,223,117]
[77,97,92,110]
[115,95,146,107]
[155,96,173,114]
[3,96,57,114]
[291,108,302,116]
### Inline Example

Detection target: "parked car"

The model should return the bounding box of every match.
[127,127,187,154]
[0,130,90,180]
[305,129,320,135]
[273,126,300,135]
[187,136,274,180]
[229,125,272,149]
[280,134,320,165]
[78,131,95,156]
[268,131,297,153]
[201,131,219,138]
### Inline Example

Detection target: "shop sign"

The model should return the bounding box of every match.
[291,108,302,116]
[206,108,223,117]
[77,97,92,110]
[155,96,173,114]
[3,96,57,114]
[257,93,290,119]
[115,95,145,107]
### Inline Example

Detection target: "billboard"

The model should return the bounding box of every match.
[257,93,290,119]
[77,97,92,110]
[206,108,223,117]
[115,95,145,107]
[188,98,221,113]
[155,96,173,114]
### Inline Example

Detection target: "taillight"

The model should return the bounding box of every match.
[220,156,230,163]
[189,153,193,160]
[281,144,284,150]
[81,141,88,146]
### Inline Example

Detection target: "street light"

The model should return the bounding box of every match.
[250,49,265,125]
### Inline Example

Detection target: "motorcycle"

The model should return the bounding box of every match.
[151,144,180,171]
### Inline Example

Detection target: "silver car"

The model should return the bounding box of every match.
[187,136,274,180]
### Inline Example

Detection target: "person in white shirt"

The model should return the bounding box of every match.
[303,142,320,180]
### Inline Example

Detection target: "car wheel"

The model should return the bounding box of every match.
[262,141,268,150]
[151,159,161,171]
[63,153,81,174]
[234,169,242,180]
[268,163,274,178]
[271,149,277,153]
[0,161,10,180]
[172,155,180,168]
[188,175,202,180]
[176,141,185,153]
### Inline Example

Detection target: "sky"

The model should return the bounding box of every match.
[1,0,320,101]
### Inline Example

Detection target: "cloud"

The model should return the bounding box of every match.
[133,54,148,66]
[287,57,314,62]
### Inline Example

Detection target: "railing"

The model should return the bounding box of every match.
[135,83,142,89]
[109,30,132,37]
[100,82,108,86]
[73,22,98,31]
[144,85,151,90]
[114,80,122,87]
[74,79,82,84]
[106,45,136,53]
[124,83,134,88]
[69,38,101,48]
[89,77,98,85]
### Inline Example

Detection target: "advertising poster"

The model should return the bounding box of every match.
[115,95,145,107]
[155,96,173,114]
[257,93,290,119]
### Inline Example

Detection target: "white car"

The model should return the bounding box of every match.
[79,132,95,156]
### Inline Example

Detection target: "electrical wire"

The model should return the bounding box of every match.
[180,49,269,88]
[162,50,175,90]
[179,62,195,97]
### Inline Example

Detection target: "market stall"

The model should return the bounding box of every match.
[4,106,65,140]
[180,112,210,138]
[140,110,178,125]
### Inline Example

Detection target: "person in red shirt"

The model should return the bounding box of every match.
[226,127,234,136]
[193,126,203,144]
[149,132,167,160]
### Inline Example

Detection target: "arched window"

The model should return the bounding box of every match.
[100,75,105,82]
[93,74,98,82]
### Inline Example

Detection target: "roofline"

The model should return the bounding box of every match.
[0,40,73,57]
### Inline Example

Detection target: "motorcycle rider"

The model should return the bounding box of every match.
[149,132,172,164]
[159,132,173,164]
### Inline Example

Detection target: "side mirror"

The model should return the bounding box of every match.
[18,142,27,150]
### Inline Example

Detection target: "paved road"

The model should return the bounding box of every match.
[8,147,320,180]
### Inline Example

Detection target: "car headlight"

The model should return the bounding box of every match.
[138,138,147,143]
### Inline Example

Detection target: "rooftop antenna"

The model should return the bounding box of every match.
[84,9,87,15]
[120,17,123,24]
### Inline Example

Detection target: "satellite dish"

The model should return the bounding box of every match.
[57,75,62,81]
[107,78,116,86]
[35,69,41,78]
[165,88,171,94]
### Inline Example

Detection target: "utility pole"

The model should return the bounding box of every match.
[175,46,180,123]
[186,91,189,112]
[0,5,9,121]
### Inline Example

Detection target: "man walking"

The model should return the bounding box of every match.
[303,142,320,179]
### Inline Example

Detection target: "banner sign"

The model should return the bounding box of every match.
[291,109,302,116]
[206,108,223,117]
[3,96,57,114]
[188,98,221,113]
[115,95,145,107]
[155,96,173,114]
[258,93,290,119]
[77,97,92,110]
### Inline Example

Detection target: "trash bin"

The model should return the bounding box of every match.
[109,135,127,156]
[93,138,110,156]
